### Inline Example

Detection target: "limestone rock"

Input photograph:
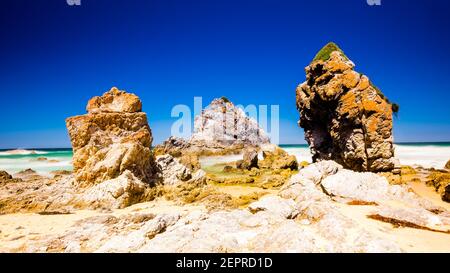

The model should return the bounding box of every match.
[156,155,192,185]
[79,170,151,209]
[66,87,157,187]
[248,196,299,219]
[178,154,201,171]
[153,136,190,157]
[155,154,206,186]
[189,98,270,154]
[237,149,258,170]
[155,98,270,157]
[86,87,142,113]
[14,168,42,181]
[258,146,298,170]
[0,170,22,184]
[370,206,450,232]
[426,171,450,202]
[321,169,391,202]
[296,42,396,172]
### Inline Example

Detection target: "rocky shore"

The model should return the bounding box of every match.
[0,44,449,253]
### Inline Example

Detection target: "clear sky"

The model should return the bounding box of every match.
[1,0,450,148]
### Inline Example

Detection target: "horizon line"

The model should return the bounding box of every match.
[1,141,450,151]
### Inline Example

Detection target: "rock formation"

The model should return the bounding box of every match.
[444,185,450,202]
[153,136,191,157]
[153,136,201,171]
[426,170,450,202]
[236,148,259,170]
[155,154,206,186]
[296,42,396,172]
[78,170,153,209]
[445,160,450,169]
[190,98,270,151]
[154,97,270,157]
[0,170,22,184]
[258,144,298,170]
[66,87,157,187]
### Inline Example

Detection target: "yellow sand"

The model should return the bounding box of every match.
[0,199,204,252]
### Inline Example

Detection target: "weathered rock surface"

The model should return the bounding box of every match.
[426,170,450,202]
[155,154,206,186]
[66,87,157,187]
[0,173,77,214]
[296,42,396,172]
[281,161,449,231]
[444,185,450,202]
[77,170,153,209]
[190,98,270,150]
[86,87,142,114]
[445,160,450,169]
[236,149,258,170]
[258,145,298,170]
[0,170,22,184]
[0,87,167,211]
[153,136,190,157]
[155,98,270,157]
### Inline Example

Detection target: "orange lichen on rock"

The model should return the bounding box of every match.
[296,43,395,172]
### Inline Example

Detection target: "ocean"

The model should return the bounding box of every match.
[1,143,449,175]
[0,148,73,176]
[280,143,450,170]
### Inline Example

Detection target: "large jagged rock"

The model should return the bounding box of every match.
[296,42,396,172]
[445,160,450,169]
[187,98,270,155]
[66,87,157,187]
[154,98,270,157]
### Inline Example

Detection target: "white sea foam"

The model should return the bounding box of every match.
[283,144,450,170]
[199,144,450,170]
[0,152,72,175]
[0,149,48,156]
[393,144,450,169]
[282,146,313,163]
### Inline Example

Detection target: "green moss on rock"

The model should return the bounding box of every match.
[313,42,349,62]
[369,80,399,113]
[220,96,230,103]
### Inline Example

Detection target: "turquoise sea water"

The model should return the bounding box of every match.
[0,148,73,175]
[1,142,449,175]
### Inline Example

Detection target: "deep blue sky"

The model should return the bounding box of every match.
[1,0,449,148]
